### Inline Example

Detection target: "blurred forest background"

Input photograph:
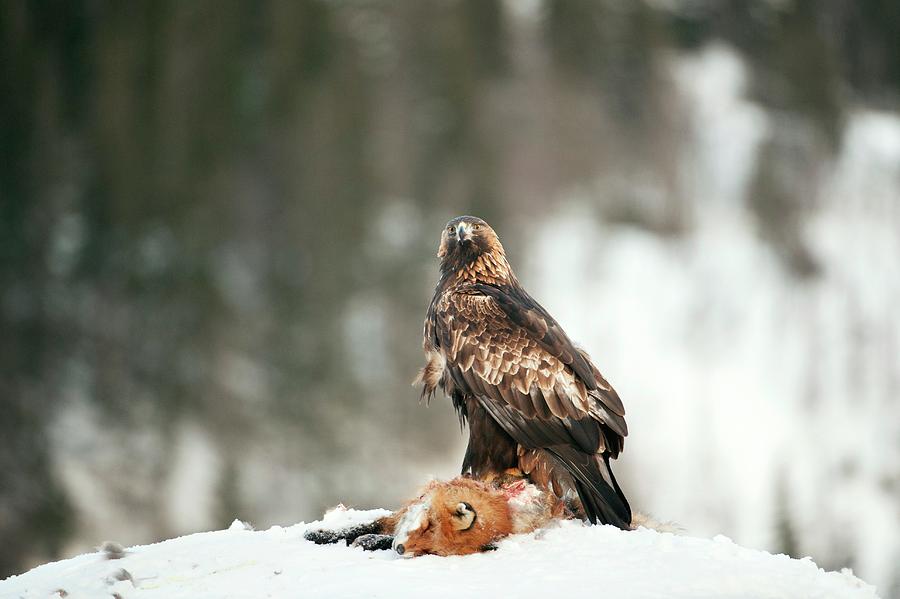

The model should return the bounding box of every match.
[2,0,899,595]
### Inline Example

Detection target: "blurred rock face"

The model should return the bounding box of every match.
[1,0,898,594]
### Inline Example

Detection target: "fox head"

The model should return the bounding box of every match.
[392,478,514,557]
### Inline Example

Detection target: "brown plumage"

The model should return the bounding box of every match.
[416,215,632,528]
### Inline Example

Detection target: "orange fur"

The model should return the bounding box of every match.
[306,477,678,558]
[388,477,558,557]
[384,478,677,556]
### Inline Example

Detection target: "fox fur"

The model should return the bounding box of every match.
[304,476,677,557]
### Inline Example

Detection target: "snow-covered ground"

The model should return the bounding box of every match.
[1,510,879,599]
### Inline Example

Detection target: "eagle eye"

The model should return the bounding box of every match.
[472,223,482,231]
[447,226,456,236]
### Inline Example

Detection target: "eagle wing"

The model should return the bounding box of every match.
[436,283,627,456]
[434,283,631,526]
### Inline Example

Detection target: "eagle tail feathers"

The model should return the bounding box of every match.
[550,448,631,529]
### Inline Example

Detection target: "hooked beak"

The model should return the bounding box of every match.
[456,223,472,242]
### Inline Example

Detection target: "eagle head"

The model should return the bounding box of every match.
[436,216,512,283]
[437,215,503,261]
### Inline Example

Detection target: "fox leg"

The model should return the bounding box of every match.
[350,533,394,551]
[304,514,398,549]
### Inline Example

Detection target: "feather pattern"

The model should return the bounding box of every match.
[417,216,631,528]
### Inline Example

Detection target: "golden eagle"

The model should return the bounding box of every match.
[416,216,631,528]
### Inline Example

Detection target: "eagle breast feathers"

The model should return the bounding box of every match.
[438,289,595,425]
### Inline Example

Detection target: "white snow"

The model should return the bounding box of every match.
[0,514,878,599]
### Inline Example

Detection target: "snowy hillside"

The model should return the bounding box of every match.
[1,510,879,599]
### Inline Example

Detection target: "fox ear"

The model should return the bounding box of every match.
[452,502,476,531]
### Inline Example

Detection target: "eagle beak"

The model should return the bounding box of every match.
[457,223,471,242]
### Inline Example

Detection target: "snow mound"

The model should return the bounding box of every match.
[1,510,878,599]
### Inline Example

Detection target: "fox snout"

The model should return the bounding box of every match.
[392,498,431,557]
